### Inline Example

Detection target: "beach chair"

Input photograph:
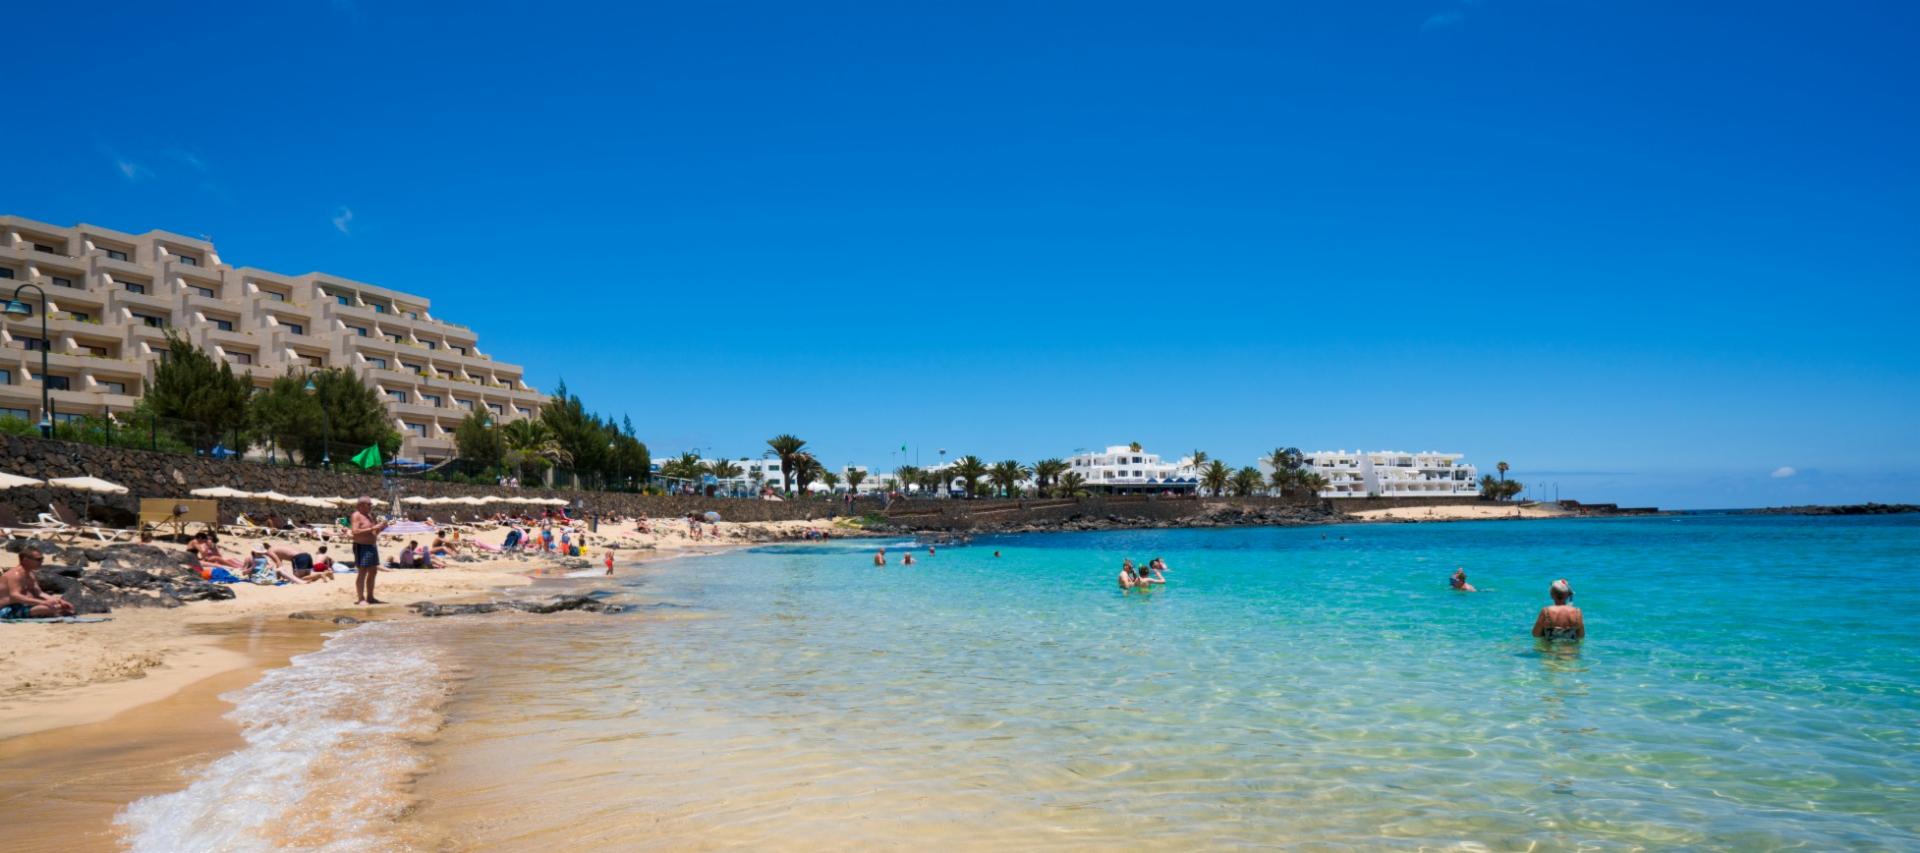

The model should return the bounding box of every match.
[40,503,136,543]
[0,506,51,540]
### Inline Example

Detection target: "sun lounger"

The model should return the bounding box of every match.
[0,506,53,540]
[1,616,113,624]
[44,503,136,543]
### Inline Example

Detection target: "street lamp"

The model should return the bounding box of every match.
[303,376,331,470]
[4,284,51,437]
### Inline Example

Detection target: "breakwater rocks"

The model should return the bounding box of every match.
[409,594,622,618]
[1746,503,1920,516]
[5,539,235,614]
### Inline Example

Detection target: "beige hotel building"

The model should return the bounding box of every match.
[0,214,547,462]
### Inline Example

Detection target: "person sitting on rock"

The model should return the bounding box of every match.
[2,547,76,619]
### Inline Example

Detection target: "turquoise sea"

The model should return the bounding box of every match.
[125,514,1920,850]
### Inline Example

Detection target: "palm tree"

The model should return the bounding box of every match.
[502,419,571,483]
[1230,466,1264,497]
[1480,474,1502,499]
[1497,460,1510,482]
[767,434,807,496]
[819,470,841,493]
[845,468,867,495]
[894,465,922,495]
[917,467,945,496]
[1190,450,1207,471]
[951,455,989,498]
[1031,458,1069,498]
[1056,471,1088,497]
[988,459,1032,498]
[1201,459,1232,497]
[1129,441,1143,453]
[1296,471,1329,498]
[792,452,824,495]
[705,458,743,480]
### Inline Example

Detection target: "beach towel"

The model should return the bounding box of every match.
[209,568,243,583]
[2,616,113,624]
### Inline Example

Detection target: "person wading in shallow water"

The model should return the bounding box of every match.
[351,497,391,605]
[1531,578,1585,640]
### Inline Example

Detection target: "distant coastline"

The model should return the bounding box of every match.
[1740,503,1920,516]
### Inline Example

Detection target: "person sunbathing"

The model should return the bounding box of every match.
[194,534,246,570]
[3,547,76,618]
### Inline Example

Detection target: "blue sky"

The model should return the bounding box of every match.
[4,1,1916,508]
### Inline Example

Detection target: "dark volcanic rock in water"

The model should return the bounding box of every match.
[1747,503,1920,516]
[409,594,624,618]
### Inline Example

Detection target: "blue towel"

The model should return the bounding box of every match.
[209,568,243,583]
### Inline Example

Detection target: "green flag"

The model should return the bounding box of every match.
[351,444,383,470]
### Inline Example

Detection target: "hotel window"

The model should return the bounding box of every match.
[228,352,253,365]
[53,412,86,425]
[213,319,234,332]
[438,371,454,380]
[457,399,473,410]
[33,243,56,254]
[515,407,531,418]
[452,346,467,356]
[190,286,216,298]
[388,390,408,402]
[366,357,388,369]
[487,404,503,415]
[405,422,427,437]
[123,281,147,294]
[371,303,389,314]
[176,254,198,266]
[422,394,442,407]
[285,323,304,335]
[336,294,352,306]
[402,362,422,373]
[264,290,286,302]
[135,313,167,328]
[51,276,74,288]
[349,326,368,336]
[100,381,127,394]
[0,408,27,421]
[304,355,323,367]
[0,369,9,384]
[422,340,438,350]
[106,249,129,262]
[41,375,71,391]
[70,312,91,323]
[82,345,108,357]
[385,333,402,343]
[0,268,12,279]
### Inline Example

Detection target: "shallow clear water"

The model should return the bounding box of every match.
[132,515,1920,850]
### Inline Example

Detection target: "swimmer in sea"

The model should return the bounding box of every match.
[874,549,887,567]
[1118,561,1139,590]
[1531,578,1585,640]
[993,550,1001,558]
[1450,567,1476,592]
[928,545,936,556]
[1141,559,1167,585]
[903,553,916,566]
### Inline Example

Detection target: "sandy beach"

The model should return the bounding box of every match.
[1346,502,1571,523]
[0,515,864,741]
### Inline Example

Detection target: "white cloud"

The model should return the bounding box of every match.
[1771,466,1797,479]
[1422,10,1465,29]
[331,207,355,235]
[116,159,148,180]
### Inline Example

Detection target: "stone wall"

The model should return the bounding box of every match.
[0,435,883,529]
[1326,495,1500,512]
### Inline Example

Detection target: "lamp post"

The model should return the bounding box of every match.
[4,284,52,437]
[303,376,332,470]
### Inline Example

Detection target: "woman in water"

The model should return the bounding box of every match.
[1531,579,1585,640]
[1450,567,1476,592]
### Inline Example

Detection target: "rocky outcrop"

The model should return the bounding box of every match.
[6,538,235,614]
[408,594,623,618]
[1746,503,1920,516]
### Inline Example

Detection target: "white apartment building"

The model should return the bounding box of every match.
[1065,445,1199,494]
[1265,450,1479,498]
[0,215,547,461]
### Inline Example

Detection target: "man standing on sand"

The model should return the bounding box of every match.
[3,547,76,618]
[350,497,390,605]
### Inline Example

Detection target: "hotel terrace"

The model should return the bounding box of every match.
[0,215,546,462]
[1262,450,1481,498]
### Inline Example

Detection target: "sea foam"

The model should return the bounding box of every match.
[117,621,449,852]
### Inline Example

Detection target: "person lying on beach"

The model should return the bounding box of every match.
[299,547,336,582]
[3,547,76,618]
[1531,579,1585,640]
[1450,567,1477,592]
[193,533,246,570]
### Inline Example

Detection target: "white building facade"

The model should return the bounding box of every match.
[1268,450,1479,498]
[1065,445,1199,494]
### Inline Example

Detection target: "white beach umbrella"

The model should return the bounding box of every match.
[455,496,487,506]
[190,485,252,498]
[292,496,337,509]
[401,496,434,505]
[254,490,296,503]
[49,476,130,495]
[0,472,43,490]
